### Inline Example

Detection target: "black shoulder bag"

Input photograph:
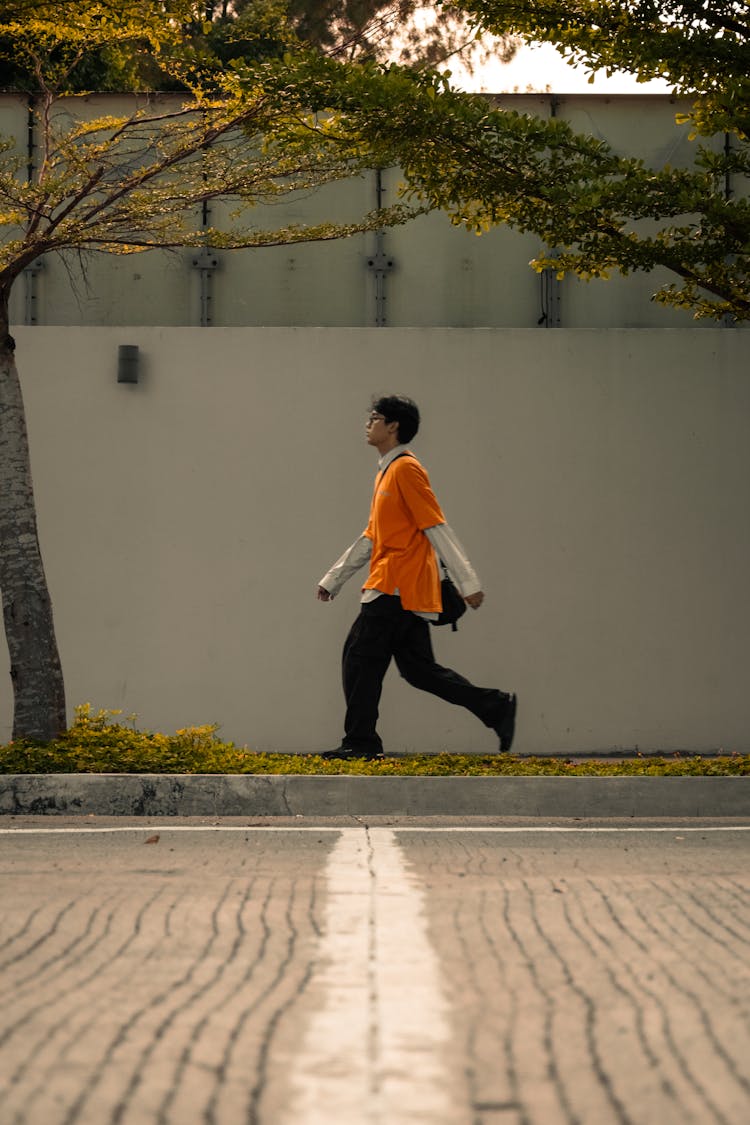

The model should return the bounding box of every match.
[433,564,467,631]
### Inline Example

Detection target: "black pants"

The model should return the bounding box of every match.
[341,595,506,752]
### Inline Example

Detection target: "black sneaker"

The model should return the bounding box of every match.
[318,746,384,761]
[494,694,517,754]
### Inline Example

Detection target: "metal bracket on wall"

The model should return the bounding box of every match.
[191,248,220,327]
[22,257,44,325]
[367,235,395,327]
[539,267,562,328]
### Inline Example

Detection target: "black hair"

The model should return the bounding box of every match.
[372,394,420,443]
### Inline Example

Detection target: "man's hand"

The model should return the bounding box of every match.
[464,591,484,610]
[317,586,333,602]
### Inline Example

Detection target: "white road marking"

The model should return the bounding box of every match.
[279,827,461,1124]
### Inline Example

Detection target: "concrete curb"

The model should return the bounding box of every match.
[1,774,749,818]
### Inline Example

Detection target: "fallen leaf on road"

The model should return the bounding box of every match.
[145,834,160,845]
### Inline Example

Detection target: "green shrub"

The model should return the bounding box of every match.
[0,704,747,776]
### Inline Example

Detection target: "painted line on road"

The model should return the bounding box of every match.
[279,827,459,1124]
[1,825,749,836]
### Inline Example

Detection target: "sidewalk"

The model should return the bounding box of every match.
[2,772,749,818]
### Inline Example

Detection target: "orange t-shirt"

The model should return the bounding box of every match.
[362,454,445,612]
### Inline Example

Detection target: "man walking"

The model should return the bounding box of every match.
[316,394,516,760]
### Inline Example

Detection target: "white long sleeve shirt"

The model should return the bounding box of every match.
[318,445,482,616]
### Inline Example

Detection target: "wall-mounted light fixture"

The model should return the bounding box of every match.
[117,344,140,384]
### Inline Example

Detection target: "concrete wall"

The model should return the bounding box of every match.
[1,326,748,755]
[6,91,743,331]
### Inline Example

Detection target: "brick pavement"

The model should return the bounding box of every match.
[402,826,750,1124]
[0,830,331,1124]
[0,822,748,1124]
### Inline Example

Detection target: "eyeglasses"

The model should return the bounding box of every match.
[366,412,386,426]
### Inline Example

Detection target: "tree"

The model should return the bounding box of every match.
[0,2,518,90]
[387,0,749,319]
[279,1,517,70]
[0,0,437,740]
[199,1,517,73]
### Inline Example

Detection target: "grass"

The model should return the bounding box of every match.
[0,706,747,777]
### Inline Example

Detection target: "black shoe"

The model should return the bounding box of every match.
[493,693,517,754]
[318,745,384,761]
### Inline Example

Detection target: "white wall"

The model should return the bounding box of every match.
[2,326,749,754]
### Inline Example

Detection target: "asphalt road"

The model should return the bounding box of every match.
[1,817,748,1125]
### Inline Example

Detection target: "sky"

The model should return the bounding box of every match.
[447,40,671,95]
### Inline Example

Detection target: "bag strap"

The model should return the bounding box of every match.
[379,450,411,480]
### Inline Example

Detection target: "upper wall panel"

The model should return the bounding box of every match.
[3,92,741,329]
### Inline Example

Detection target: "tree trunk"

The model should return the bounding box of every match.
[0,294,66,741]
